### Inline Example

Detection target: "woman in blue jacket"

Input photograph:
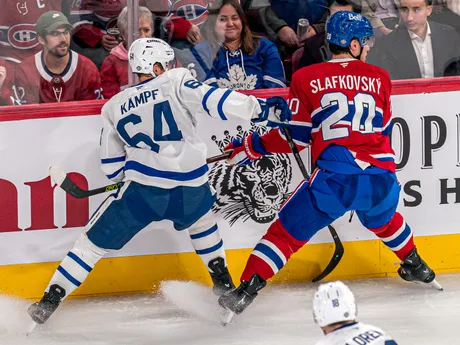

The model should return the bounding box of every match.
[202,0,286,90]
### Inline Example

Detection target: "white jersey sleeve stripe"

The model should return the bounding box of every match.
[101,156,126,164]
[124,161,208,181]
[263,75,287,88]
[100,107,127,182]
[217,90,232,120]
[106,167,124,180]
[202,87,218,117]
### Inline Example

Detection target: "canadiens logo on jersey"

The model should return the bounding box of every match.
[0,23,39,50]
[170,0,209,26]
[1,0,62,61]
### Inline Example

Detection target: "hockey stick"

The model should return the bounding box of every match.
[281,127,344,282]
[50,151,233,199]
[49,166,122,199]
[206,149,233,164]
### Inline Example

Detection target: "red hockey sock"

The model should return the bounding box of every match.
[240,219,308,282]
[368,212,415,260]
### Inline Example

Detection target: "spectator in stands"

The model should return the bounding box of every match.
[1,0,63,65]
[147,0,204,48]
[100,6,154,99]
[160,0,203,45]
[444,0,460,14]
[372,0,460,79]
[270,0,328,35]
[430,0,460,35]
[241,0,321,48]
[158,0,211,80]
[70,0,127,69]
[365,0,400,37]
[298,0,363,69]
[0,58,16,105]
[203,0,286,90]
[14,11,102,104]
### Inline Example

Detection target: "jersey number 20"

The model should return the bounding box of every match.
[320,92,378,141]
[117,101,183,152]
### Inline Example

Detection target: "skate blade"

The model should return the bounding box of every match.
[428,279,443,291]
[412,279,443,291]
[25,321,38,336]
[219,307,235,326]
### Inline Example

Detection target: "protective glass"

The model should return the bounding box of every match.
[361,36,375,48]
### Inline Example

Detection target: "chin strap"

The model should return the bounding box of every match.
[348,46,363,60]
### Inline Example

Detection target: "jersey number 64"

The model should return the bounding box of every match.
[117,100,183,152]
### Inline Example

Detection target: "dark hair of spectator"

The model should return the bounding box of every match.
[329,0,362,14]
[407,0,433,5]
[204,0,259,55]
[398,0,432,5]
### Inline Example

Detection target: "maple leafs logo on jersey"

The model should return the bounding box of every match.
[209,124,293,225]
[217,64,257,91]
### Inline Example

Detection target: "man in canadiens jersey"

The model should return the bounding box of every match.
[14,11,102,104]
[218,10,442,325]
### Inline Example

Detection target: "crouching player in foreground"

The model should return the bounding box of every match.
[313,281,398,345]
[219,11,441,324]
[27,38,291,326]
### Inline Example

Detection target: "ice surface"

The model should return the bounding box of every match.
[2,274,459,344]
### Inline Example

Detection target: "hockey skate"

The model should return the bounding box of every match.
[208,257,235,296]
[398,248,443,291]
[218,274,266,326]
[28,284,66,325]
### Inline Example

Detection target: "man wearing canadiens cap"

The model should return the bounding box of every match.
[13,11,103,104]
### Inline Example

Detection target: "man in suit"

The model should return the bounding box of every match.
[371,0,460,79]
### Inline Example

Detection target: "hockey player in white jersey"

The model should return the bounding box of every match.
[27,37,291,326]
[313,281,398,345]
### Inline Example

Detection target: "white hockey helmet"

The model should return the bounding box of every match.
[128,38,175,76]
[312,281,357,328]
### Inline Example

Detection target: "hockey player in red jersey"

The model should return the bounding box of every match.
[0,0,62,64]
[14,11,102,104]
[218,10,442,325]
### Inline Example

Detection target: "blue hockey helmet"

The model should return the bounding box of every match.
[326,11,374,49]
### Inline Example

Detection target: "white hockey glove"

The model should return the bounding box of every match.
[253,96,292,127]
